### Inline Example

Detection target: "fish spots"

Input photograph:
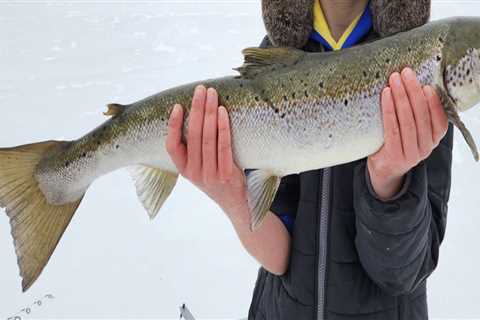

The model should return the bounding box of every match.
[255,96,260,102]
[65,161,70,168]
[375,71,381,80]
[291,92,296,99]
[283,95,288,102]
[436,55,442,62]
[82,153,87,158]
[363,70,368,78]
[304,90,309,98]
[385,58,391,64]
[438,36,444,43]
[319,81,324,89]
[344,99,349,106]
[116,145,120,149]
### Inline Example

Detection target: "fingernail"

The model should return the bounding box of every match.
[195,85,205,94]
[423,86,433,98]
[382,87,391,98]
[218,106,228,116]
[207,87,217,99]
[402,68,415,80]
[172,104,181,116]
[391,73,402,87]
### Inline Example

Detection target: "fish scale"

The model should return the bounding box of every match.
[2,17,480,291]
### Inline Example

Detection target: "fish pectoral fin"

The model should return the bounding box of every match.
[104,103,127,118]
[234,47,305,79]
[246,170,281,231]
[129,166,178,219]
[435,85,479,161]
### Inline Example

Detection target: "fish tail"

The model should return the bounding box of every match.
[0,141,84,292]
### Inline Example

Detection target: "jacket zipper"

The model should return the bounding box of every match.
[317,168,331,320]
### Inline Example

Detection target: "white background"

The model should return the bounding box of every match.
[0,1,479,319]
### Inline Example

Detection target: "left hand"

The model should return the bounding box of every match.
[367,68,449,200]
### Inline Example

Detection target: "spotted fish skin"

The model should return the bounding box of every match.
[2,17,480,292]
[34,17,480,206]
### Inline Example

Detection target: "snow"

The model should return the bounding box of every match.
[0,1,479,319]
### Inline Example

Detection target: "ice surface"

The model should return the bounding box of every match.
[0,1,479,319]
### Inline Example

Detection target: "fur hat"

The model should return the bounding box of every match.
[262,0,431,48]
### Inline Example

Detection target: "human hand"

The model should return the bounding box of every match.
[166,85,250,224]
[367,68,449,200]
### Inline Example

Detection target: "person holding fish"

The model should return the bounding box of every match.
[6,0,480,317]
[166,0,451,319]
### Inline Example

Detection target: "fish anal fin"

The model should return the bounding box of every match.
[129,166,178,220]
[435,85,479,161]
[104,103,126,118]
[234,47,305,79]
[246,170,281,231]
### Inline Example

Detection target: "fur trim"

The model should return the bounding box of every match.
[262,0,315,48]
[370,0,431,37]
[261,0,431,48]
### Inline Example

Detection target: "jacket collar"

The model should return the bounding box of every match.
[310,1,372,50]
[261,0,431,48]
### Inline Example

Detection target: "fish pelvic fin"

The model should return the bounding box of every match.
[234,47,305,79]
[0,141,85,292]
[246,170,281,231]
[129,166,178,220]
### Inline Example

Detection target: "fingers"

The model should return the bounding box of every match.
[169,85,235,187]
[202,88,219,184]
[218,106,233,183]
[380,87,403,158]
[401,68,433,158]
[424,85,449,145]
[389,72,419,162]
[186,85,207,181]
[166,104,187,172]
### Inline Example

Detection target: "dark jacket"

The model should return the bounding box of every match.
[248,1,453,319]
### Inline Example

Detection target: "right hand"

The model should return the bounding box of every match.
[166,85,250,224]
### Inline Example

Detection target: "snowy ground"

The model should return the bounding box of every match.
[0,1,479,319]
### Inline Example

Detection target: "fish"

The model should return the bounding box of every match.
[2,16,480,292]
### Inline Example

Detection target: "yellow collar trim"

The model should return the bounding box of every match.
[313,0,363,51]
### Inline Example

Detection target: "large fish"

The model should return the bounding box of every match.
[2,17,480,291]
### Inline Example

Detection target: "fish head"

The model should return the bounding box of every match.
[443,17,480,112]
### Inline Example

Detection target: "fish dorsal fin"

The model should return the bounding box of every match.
[234,47,306,79]
[129,166,178,220]
[104,103,126,118]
